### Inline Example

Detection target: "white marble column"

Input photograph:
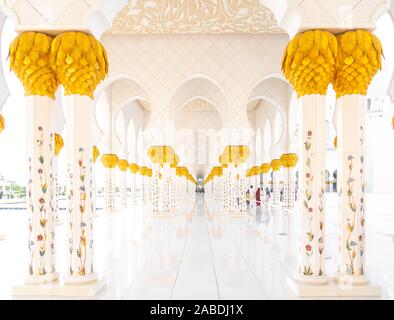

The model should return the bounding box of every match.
[294,94,327,284]
[64,95,97,284]
[25,96,58,284]
[130,170,137,205]
[170,167,176,212]
[271,167,281,207]
[92,147,99,218]
[151,164,160,214]
[120,170,127,209]
[53,152,62,225]
[334,94,368,285]
[104,166,115,212]
[238,163,247,214]
[283,167,296,209]
[222,167,230,211]
[162,163,171,214]
[261,164,270,205]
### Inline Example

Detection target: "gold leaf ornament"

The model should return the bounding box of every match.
[100,153,119,168]
[282,30,338,97]
[54,133,64,156]
[92,146,100,162]
[280,153,298,168]
[270,159,282,171]
[0,114,5,133]
[333,30,383,98]
[261,163,271,174]
[117,159,129,171]
[51,32,108,99]
[9,32,59,98]
[129,163,139,174]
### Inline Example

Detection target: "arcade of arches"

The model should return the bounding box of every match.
[0,0,394,299]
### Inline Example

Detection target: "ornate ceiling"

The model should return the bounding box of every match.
[109,0,283,34]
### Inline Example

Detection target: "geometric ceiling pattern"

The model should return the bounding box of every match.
[110,0,284,34]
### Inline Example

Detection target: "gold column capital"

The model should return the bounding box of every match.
[101,153,119,168]
[333,30,382,98]
[129,163,139,174]
[54,133,64,156]
[261,163,271,174]
[282,29,337,97]
[51,31,108,99]
[280,153,298,168]
[10,32,59,99]
[117,159,129,171]
[92,146,100,163]
[0,114,5,133]
[270,159,282,171]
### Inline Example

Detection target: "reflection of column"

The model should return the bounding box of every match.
[270,159,282,207]
[10,32,58,285]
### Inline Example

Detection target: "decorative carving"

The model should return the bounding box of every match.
[110,0,283,34]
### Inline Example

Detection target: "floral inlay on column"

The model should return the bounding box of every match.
[27,157,34,275]
[67,164,74,275]
[76,147,88,275]
[37,126,49,275]
[303,130,314,276]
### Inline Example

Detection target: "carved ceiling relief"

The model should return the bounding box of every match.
[110,0,284,34]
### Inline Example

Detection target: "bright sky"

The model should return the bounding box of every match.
[0,13,393,186]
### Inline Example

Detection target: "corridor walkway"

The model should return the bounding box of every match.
[1,193,394,299]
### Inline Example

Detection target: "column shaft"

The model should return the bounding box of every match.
[295,94,327,283]
[65,95,96,284]
[26,96,58,284]
[335,94,368,285]
[120,171,127,209]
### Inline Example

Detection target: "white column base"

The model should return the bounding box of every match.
[332,272,369,286]
[25,272,59,285]
[13,276,105,297]
[287,276,380,297]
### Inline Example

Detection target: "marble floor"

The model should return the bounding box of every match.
[1,193,394,300]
